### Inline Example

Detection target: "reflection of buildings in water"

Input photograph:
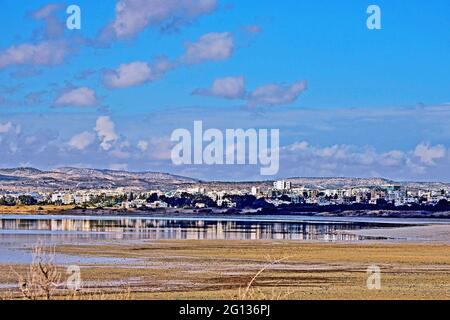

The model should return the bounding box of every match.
[0,217,364,241]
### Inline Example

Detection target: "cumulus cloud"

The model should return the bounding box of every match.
[95,116,119,151]
[378,150,406,167]
[102,31,233,90]
[182,32,234,64]
[103,61,153,89]
[0,3,74,71]
[193,78,308,107]
[248,81,308,107]
[0,41,70,70]
[103,59,173,89]
[414,143,446,166]
[135,137,173,160]
[68,131,96,150]
[99,0,217,42]
[192,76,245,99]
[54,87,98,107]
[280,140,450,179]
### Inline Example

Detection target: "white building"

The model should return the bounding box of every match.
[273,180,292,191]
[251,186,261,196]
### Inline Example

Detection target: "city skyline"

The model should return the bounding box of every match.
[0,1,449,181]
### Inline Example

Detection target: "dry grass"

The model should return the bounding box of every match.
[52,241,450,300]
[1,241,449,300]
[61,287,132,300]
[0,205,75,214]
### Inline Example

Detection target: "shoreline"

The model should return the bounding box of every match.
[1,205,450,220]
[343,224,450,243]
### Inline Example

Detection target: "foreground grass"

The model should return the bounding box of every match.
[1,241,449,300]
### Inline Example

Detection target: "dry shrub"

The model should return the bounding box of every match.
[11,243,132,300]
[237,256,294,300]
[14,245,62,300]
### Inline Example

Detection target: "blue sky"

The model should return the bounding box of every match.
[0,0,449,181]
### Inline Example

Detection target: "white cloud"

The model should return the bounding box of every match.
[193,78,308,107]
[182,32,234,64]
[101,32,234,90]
[288,141,309,151]
[0,41,69,70]
[103,61,153,89]
[138,138,173,160]
[379,150,405,167]
[95,116,119,151]
[103,60,172,89]
[193,76,245,99]
[279,140,450,179]
[137,140,149,151]
[248,80,308,107]
[55,87,98,107]
[414,143,446,166]
[100,0,217,41]
[0,122,13,134]
[68,131,96,150]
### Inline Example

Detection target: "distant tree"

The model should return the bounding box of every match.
[0,197,16,206]
[253,198,275,209]
[147,193,159,203]
[160,195,192,208]
[434,199,450,211]
[18,195,37,206]
[192,195,217,208]
[278,195,291,202]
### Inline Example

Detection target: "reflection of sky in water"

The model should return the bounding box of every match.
[0,217,384,241]
[0,244,132,265]
[0,215,425,266]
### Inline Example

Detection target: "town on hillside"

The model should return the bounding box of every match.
[2,179,450,214]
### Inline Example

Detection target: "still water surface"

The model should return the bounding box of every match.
[0,214,417,242]
[0,214,435,265]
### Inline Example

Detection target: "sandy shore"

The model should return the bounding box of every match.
[345,224,450,242]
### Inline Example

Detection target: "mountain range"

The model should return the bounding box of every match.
[0,167,448,192]
[0,167,199,192]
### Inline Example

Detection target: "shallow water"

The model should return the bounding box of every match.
[0,214,408,242]
[0,214,441,265]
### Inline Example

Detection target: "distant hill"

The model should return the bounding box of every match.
[284,177,394,189]
[0,167,199,192]
[0,167,448,192]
